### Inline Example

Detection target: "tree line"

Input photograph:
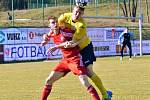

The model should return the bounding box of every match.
[0,0,71,11]
[0,0,149,22]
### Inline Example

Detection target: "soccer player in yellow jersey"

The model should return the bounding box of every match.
[58,6,112,100]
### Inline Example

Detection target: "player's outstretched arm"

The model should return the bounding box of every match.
[47,42,68,54]
[40,33,51,46]
[118,31,125,45]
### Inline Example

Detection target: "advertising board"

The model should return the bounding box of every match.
[4,43,62,61]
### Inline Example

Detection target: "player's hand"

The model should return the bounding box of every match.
[40,34,50,46]
[40,40,48,46]
[118,41,120,45]
[64,41,77,48]
[64,41,71,48]
[47,46,58,55]
[43,34,50,41]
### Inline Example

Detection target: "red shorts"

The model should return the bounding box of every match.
[53,59,87,76]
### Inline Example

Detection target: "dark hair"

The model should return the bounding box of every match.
[48,16,57,21]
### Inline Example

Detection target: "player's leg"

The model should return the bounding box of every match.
[86,65,113,100]
[80,42,111,99]
[121,41,126,59]
[127,42,132,59]
[41,61,70,100]
[78,75,100,100]
[41,71,64,100]
[68,61,100,100]
[87,64,111,99]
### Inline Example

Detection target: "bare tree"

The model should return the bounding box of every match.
[123,0,128,17]
[0,0,9,11]
[146,0,149,22]
[121,0,138,22]
[128,0,132,17]
[131,0,138,22]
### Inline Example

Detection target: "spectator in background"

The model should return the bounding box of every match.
[7,12,12,25]
[7,12,12,21]
[118,28,134,61]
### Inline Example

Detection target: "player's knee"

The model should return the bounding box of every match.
[45,72,55,85]
[86,64,95,77]
[87,72,93,77]
[79,75,90,87]
[45,77,53,85]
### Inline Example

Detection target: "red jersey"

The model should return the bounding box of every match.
[48,28,80,60]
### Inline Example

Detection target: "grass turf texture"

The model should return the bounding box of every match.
[0,56,150,100]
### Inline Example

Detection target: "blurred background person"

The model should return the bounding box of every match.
[118,28,134,61]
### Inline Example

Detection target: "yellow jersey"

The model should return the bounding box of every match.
[58,13,90,50]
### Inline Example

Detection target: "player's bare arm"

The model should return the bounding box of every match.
[64,35,86,48]
[40,30,53,46]
[47,42,69,54]
[40,33,50,46]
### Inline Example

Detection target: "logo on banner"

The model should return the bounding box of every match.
[106,29,123,40]
[28,32,45,39]
[10,45,47,58]
[7,33,21,40]
[0,31,5,43]
[29,32,35,39]
[5,48,11,56]
[94,46,109,51]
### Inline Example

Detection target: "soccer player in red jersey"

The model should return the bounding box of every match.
[40,16,100,100]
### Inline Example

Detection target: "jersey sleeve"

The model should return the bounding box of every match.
[118,32,124,43]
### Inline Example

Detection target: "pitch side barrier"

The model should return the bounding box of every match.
[83,15,143,56]
[0,27,62,63]
[0,27,148,63]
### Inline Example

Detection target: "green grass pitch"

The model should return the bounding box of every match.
[0,56,150,100]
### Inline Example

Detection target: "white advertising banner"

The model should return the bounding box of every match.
[104,27,126,41]
[132,40,150,54]
[92,40,150,57]
[92,41,120,56]
[4,44,62,61]
[0,27,126,45]
[87,28,105,41]
[87,27,126,42]
[27,28,51,43]
[0,28,27,44]
[1,27,150,62]
[0,28,51,44]
[3,40,150,62]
